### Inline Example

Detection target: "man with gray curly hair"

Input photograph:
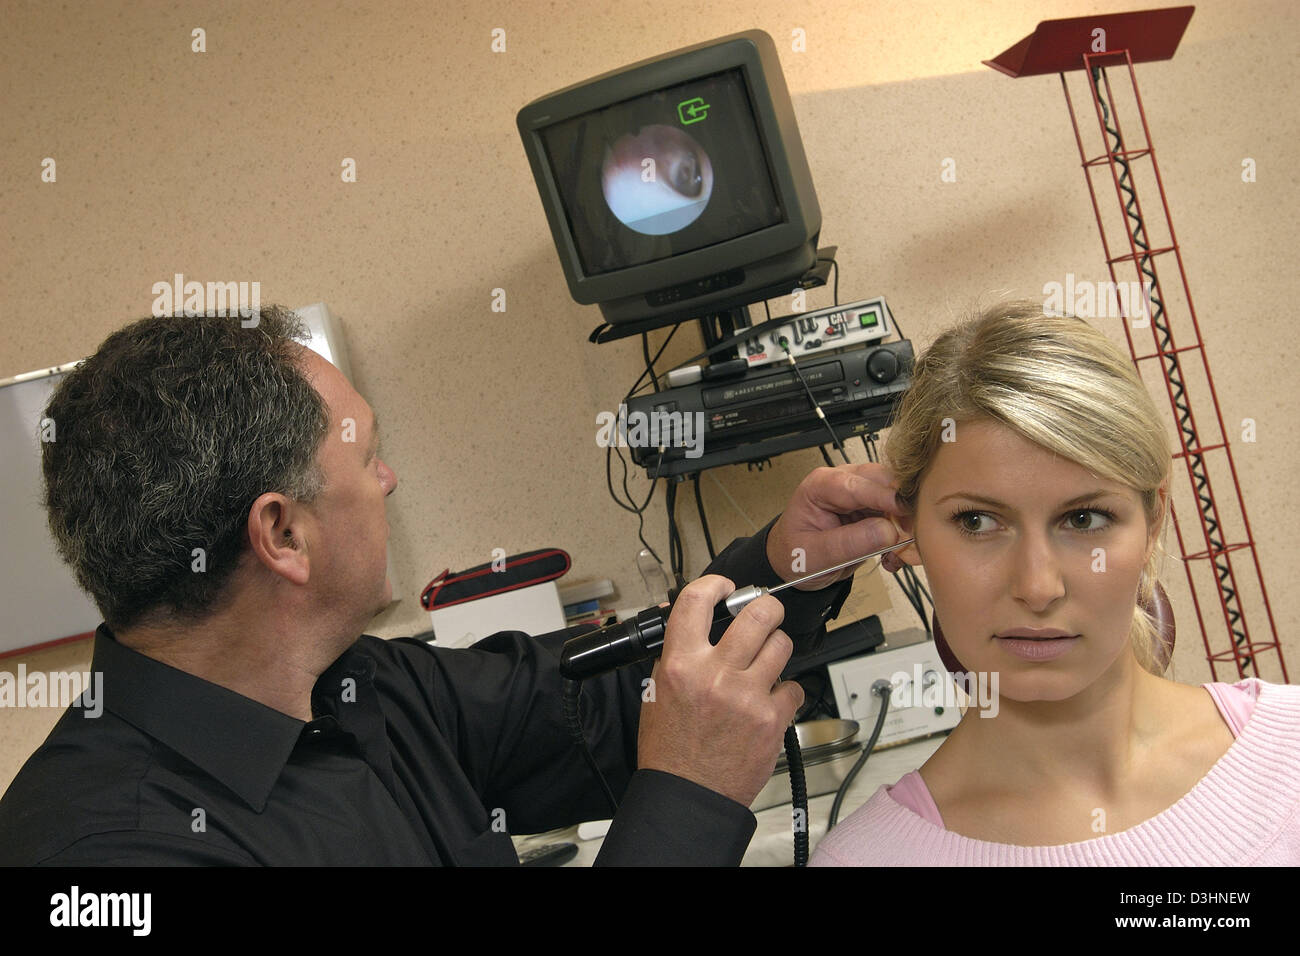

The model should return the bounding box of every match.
[0,305,906,866]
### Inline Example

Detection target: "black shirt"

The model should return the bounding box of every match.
[0,526,848,865]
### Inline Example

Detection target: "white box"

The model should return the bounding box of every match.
[429,581,567,649]
[827,631,963,748]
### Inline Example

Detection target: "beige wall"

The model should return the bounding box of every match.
[3,0,1297,793]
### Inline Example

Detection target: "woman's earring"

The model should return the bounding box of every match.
[932,612,969,675]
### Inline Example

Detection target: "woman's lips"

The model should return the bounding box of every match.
[993,635,1081,661]
[996,628,1076,638]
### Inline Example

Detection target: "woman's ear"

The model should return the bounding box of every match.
[1145,480,1170,562]
[882,505,922,572]
[897,512,922,567]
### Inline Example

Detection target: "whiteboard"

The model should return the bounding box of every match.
[0,368,102,655]
[0,303,393,655]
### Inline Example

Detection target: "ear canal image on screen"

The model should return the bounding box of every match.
[537,67,784,277]
[601,124,715,235]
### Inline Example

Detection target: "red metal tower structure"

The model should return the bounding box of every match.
[985,5,1287,682]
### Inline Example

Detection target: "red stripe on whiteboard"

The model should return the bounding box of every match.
[0,632,96,660]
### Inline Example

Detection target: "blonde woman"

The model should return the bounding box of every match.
[812,301,1300,865]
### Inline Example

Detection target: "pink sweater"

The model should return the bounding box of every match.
[811,679,1300,865]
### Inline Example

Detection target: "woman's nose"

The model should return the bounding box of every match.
[1010,534,1066,610]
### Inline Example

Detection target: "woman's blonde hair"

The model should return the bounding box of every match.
[885,300,1172,674]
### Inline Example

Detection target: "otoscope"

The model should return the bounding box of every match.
[558,537,916,680]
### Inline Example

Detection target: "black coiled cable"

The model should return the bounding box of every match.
[785,724,809,866]
[564,676,814,867]
[562,678,619,815]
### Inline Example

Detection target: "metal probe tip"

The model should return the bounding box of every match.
[768,536,915,595]
[723,537,916,618]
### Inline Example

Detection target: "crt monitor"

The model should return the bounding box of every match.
[517,30,821,331]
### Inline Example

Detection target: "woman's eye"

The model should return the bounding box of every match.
[1066,509,1111,532]
[951,508,1115,537]
[953,511,992,535]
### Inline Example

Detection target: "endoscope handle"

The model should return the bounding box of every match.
[679,584,770,645]
[558,605,669,681]
[557,585,766,681]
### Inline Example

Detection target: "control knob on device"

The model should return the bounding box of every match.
[867,348,900,383]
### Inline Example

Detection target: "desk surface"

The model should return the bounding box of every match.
[512,732,948,866]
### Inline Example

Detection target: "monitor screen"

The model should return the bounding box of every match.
[539,68,784,277]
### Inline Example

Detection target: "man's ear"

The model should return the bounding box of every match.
[247,492,311,586]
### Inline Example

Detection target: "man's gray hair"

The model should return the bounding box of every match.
[41,305,331,632]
